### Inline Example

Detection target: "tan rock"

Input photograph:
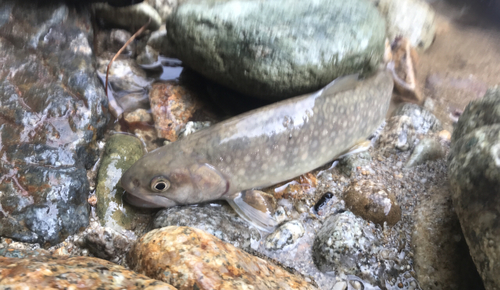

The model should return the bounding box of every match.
[0,256,175,289]
[128,226,318,290]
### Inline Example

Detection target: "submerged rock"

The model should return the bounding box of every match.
[152,204,261,249]
[265,220,305,251]
[93,2,162,31]
[0,1,109,246]
[128,226,319,290]
[166,0,386,100]
[377,116,416,152]
[343,180,401,226]
[405,137,445,167]
[392,103,442,135]
[95,133,145,232]
[376,0,436,50]
[0,255,175,289]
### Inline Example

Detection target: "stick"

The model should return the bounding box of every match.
[105,18,152,97]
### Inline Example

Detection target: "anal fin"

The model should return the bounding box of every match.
[226,190,278,233]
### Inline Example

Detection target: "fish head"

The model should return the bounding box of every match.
[121,151,229,208]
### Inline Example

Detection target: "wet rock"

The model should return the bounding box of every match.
[128,226,319,289]
[376,0,436,50]
[405,137,445,167]
[448,124,500,290]
[166,0,386,100]
[152,204,261,249]
[147,30,176,57]
[0,1,109,246]
[110,29,135,53]
[0,247,50,259]
[79,227,133,264]
[145,0,178,22]
[149,81,214,141]
[392,103,442,135]
[337,151,372,177]
[123,108,153,123]
[93,2,162,31]
[343,180,401,226]
[97,58,153,118]
[137,45,159,65]
[312,211,382,284]
[0,255,176,289]
[377,116,416,152]
[265,220,305,251]
[95,134,145,232]
[412,184,484,290]
[452,87,500,142]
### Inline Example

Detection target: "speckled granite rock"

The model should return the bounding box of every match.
[0,1,109,246]
[166,0,386,100]
[343,179,401,226]
[449,124,500,290]
[0,255,175,289]
[392,103,442,135]
[152,204,261,249]
[377,116,416,152]
[128,226,319,290]
[265,220,305,251]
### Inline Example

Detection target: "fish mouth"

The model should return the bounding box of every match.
[122,191,178,208]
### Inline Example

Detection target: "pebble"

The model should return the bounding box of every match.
[377,116,416,152]
[264,220,305,251]
[405,137,445,167]
[343,179,401,226]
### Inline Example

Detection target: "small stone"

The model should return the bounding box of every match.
[264,220,305,251]
[343,180,401,226]
[337,151,372,177]
[80,227,134,264]
[123,108,153,124]
[128,226,319,289]
[405,137,445,167]
[438,130,451,142]
[332,281,347,290]
[0,255,176,289]
[377,116,416,152]
[93,2,162,32]
[136,45,159,65]
[391,103,442,135]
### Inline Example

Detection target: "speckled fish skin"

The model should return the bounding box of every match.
[121,70,393,217]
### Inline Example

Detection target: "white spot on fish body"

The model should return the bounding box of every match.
[238,168,246,176]
[244,155,251,162]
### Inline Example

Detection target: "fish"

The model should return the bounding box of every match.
[121,70,394,232]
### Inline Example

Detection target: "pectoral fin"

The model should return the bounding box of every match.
[226,190,278,232]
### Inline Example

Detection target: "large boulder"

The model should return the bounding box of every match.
[448,87,500,289]
[166,0,386,100]
[0,1,109,246]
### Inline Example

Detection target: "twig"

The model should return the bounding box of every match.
[105,18,152,97]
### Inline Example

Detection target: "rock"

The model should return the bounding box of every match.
[79,227,133,264]
[377,0,436,50]
[166,0,386,100]
[152,204,261,249]
[95,134,145,232]
[93,2,162,31]
[0,1,109,246]
[147,30,176,57]
[452,87,500,142]
[129,226,318,289]
[97,58,153,118]
[412,183,484,290]
[145,0,178,22]
[312,212,382,284]
[149,81,215,141]
[137,45,159,65]
[0,255,176,289]
[448,124,500,289]
[392,103,442,135]
[265,220,305,251]
[405,137,445,167]
[377,116,416,152]
[337,151,372,177]
[124,108,153,123]
[343,180,401,226]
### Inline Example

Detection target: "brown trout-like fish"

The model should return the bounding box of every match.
[121,70,394,231]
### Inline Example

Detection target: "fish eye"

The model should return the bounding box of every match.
[150,176,170,192]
